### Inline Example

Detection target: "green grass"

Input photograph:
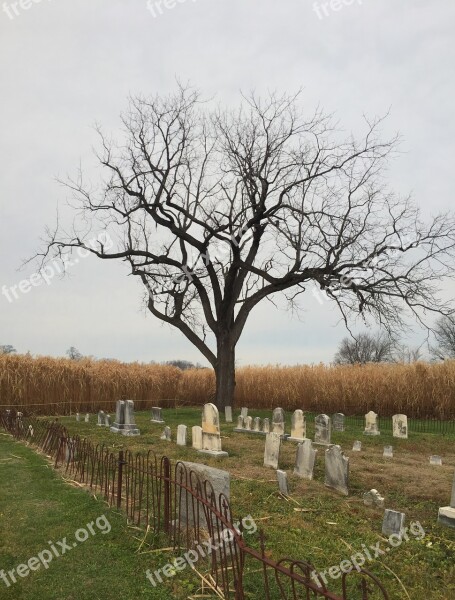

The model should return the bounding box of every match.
[3,407,455,599]
[0,433,204,600]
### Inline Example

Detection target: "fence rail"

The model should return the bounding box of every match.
[0,410,389,600]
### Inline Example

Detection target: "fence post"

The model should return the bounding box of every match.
[163,457,171,534]
[117,450,124,510]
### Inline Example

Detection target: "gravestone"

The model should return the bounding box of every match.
[253,417,262,432]
[234,415,245,431]
[382,509,405,538]
[364,489,385,509]
[332,413,345,432]
[324,445,349,495]
[225,406,233,423]
[392,414,408,439]
[104,414,111,427]
[364,411,380,436]
[85,414,90,423]
[383,446,393,458]
[192,426,203,450]
[178,461,230,528]
[199,403,228,457]
[272,408,286,436]
[244,416,253,431]
[314,414,331,445]
[151,407,165,424]
[294,439,317,480]
[288,410,306,442]
[352,440,362,452]
[76,413,80,422]
[160,426,171,441]
[262,418,270,434]
[177,424,188,446]
[97,411,105,426]
[430,455,443,466]
[264,432,281,469]
[438,470,455,529]
[241,407,248,419]
[276,470,289,496]
[110,400,125,433]
[122,400,140,436]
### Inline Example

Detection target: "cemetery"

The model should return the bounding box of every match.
[1,403,454,599]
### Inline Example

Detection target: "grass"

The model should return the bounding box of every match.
[53,407,455,600]
[0,432,205,600]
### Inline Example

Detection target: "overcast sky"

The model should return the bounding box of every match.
[1,0,454,366]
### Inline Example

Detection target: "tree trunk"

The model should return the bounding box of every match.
[214,334,236,410]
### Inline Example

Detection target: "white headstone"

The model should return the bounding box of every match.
[430,455,442,466]
[392,414,408,439]
[264,432,281,469]
[272,408,285,436]
[294,439,317,480]
[253,417,262,432]
[276,470,289,496]
[364,411,380,436]
[364,489,385,509]
[84,414,90,423]
[76,413,80,422]
[383,446,393,458]
[244,416,253,431]
[324,445,349,495]
[192,426,203,450]
[314,414,331,445]
[352,440,362,451]
[97,411,105,426]
[332,413,345,432]
[438,470,455,529]
[235,415,244,430]
[262,418,270,433]
[177,424,188,446]
[225,406,233,423]
[241,407,248,419]
[289,410,306,442]
[160,426,171,441]
[382,509,405,537]
[122,400,140,436]
[200,403,228,457]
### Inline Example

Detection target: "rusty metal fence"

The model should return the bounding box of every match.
[0,410,389,600]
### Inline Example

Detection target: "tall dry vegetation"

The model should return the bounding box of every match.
[1,355,454,418]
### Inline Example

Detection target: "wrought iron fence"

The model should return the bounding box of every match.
[1,410,389,600]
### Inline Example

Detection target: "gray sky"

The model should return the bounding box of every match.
[1,0,454,366]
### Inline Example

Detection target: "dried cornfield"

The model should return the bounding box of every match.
[1,354,455,418]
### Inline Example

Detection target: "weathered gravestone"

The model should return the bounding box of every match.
[430,455,443,466]
[438,470,455,529]
[382,509,405,538]
[288,410,306,442]
[241,407,248,419]
[272,408,286,437]
[244,416,253,431]
[324,445,349,495]
[76,413,80,422]
[264,432,281,469]
[383,446,393,458]
[253,417,262,432]
[177,461,230,528]
[364,489,385,509]
[294,439,317,480]
[84,414,90,423]
[104,414,111,427]
[352,440,362,451]
[97,411,105,426]
[192,426,202,450]
[332,413,345,432]
[392,414,408,439]
[314,414,331,445]
[234,415,245,431]
[177,424,187,446]
[151,407,165,424]
[160,426,171,441]
[262,418,270,434]
[110,400,125,433]
[225,406,233,423]
[276,470,289,496]
[199,403,228,457]
[123,400,140,436]
[364,411,380,436]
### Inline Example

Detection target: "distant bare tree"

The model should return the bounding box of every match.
[66,346,83,360]
[392,344,423,363]
[0,345,16,355]
[35,86,455,408]
[334,332,395,364]
[431,316,455,360]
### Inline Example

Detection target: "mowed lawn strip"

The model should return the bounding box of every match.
[0,433,200,600]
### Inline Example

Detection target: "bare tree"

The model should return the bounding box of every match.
[431,316,455,360]
[392,344,423,363]
[66,346,83,360]
[35,87,455,408]
[0,345,16,355]
[334,332,395,365]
